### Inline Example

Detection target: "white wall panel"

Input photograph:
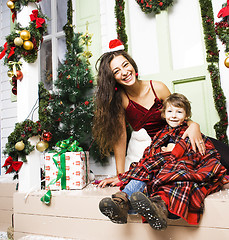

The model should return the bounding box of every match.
[0,0,17,173]
[127,1,159,75]
[169,0,205,69]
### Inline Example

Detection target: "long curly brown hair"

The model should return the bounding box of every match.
[93,50,138,156]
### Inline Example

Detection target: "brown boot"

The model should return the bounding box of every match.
[99,191,130,224]
[130,192,168,230]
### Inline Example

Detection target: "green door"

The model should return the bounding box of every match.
[125,2,219,138]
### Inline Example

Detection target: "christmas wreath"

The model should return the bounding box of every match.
[2,83,52,174]
[0,1,47,95]
[135,0,174,14]
[3,119,43,174]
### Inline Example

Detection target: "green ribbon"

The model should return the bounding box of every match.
[41,137,84,205]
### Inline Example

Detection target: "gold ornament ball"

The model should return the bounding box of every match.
[36,141,48,152]
[7,0,15,9]
[20,30,31,41]
[224,57,229,68]
[7,70,15,78]
[14,37,24,46]
[23,40,34,51]
[15,141,25,151]
[43,141,49,149]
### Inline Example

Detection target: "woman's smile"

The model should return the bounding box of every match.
[110,55,136,86]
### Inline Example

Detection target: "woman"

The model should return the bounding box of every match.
[93,39,205,187]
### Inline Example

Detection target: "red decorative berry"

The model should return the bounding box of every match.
[84,101,89,106]
[159,2,163,7]
[43,132,52,142]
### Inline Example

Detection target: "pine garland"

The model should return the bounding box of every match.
[215,2,229,53]
[0,1,47,95]
[135,0,173,14]
[115,0,128,51]
[13,0,42,12]
[3,120,43,164]
[63,0,74,53]
[199,0,228,144]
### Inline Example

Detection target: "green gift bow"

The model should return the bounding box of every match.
[41,137,87,205]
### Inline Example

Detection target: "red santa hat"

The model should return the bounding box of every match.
[108,39,125,52]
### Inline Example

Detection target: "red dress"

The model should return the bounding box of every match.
[125,81,166,139]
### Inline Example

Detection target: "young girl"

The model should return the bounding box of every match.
[99,93,227,230]
[93,39,205,188]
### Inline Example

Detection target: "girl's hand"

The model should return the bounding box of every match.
[182,122,206,155]
[98,176,121,188]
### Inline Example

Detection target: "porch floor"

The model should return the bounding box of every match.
[12,182,229,240]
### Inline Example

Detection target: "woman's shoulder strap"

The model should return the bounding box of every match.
[150,80,159,99]
[123,88,130,100]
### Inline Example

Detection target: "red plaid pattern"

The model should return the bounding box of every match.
[118,123,227,225]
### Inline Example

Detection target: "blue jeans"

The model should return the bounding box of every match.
[122,179,146,199]
[122,179,146,214]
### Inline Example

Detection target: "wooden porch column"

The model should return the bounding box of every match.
[17,3,41,192]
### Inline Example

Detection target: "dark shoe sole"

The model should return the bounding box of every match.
[99,197,127,224]
[130,192,167,230]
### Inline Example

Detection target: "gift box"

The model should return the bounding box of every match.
[45,151,90,190]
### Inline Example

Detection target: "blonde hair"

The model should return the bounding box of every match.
[161,93,192,119]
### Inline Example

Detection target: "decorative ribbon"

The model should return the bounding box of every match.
[2,156,23,174]
[30,10,45,28]
[8,61,22,76]
[218,0,229,18]
[0,42,15,60]
[0,42,8,59]
[41,137,86,205]
[11,9,16,23]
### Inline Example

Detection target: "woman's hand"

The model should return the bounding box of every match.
[98,176,121,188]
[182,121,205,155]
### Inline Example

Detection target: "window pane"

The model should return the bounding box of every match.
[57,0,67,32]
[58,37,67,67]
[39,0,51,35]
[40,40,53,90]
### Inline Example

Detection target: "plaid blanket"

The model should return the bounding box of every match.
[118,123,227,225]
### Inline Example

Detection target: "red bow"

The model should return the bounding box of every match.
[218,0,229,18]
[11,9,17,23]
[0,42,15,60]
[2,156,23,174]
[30,10,45,28]
[0,42,8,59]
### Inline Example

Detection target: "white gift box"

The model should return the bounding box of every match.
[45,151,90,190]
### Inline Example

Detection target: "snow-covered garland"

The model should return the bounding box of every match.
[135,0,174,14]
[0,0,47,95]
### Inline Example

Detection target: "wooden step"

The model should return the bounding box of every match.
[0,179,17,232]
[13,183,229,240]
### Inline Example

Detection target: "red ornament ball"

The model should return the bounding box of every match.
[84,101,89,106]
[43,132,52,142]
[12,87,17,95]
[16,70,23,81]
[12,77,17,86]
[159,2,163,6]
